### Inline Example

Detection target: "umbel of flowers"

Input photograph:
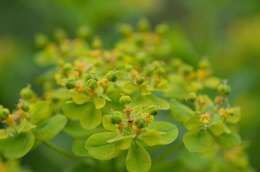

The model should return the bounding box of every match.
[0,20,250,172]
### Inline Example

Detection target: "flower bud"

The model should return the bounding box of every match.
[20,102,30,112]
[199,112,211,125]
[136,77,144,85]
[54,29,66,42]
[219,108,228,118]
[119,95,132,104]
[6,115,15,126]
[35,34,48,48]
[0,106,9,120]
[182,66,193,77]
[66,80,76,89]
[77,26,91,39]
[92,37,102,49]
[86,79,97,89]
[218,83,231,96]
[111,116,122,124]
[106,71,117,82]
[138,18,150,32]
[151,111,158,116]
[155,24,169,35]
[119,24,133,37]
[186,92,197,102]
[199,59,210,69]
[63,63,73,74]
[20,86,34,100]
[135,118,146,128]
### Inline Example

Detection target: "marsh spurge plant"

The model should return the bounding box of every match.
[0,22,250,172]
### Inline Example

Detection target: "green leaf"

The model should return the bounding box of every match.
[217,132,241,148]
[184,116,200,130]
[226,107,241,124]
[16,119,36,133]
[72,139,89,157]
[72,92,91,105]
[94,97,106,109]
[138,130,161,146]
[126,141,151,172]
[0,132,35,159]
[30,101,51,124]
[80,104,102,130]
[51,88,73,100]
[204,77,220,89]
[102,115,117,131]
[209,121,230,136]
[102,112,123,131]
[34,115,67,141]
[107,134,133,150]
[183,130,214,153]
[139,121,178,146]
[85,132,120,160]
[129,95,170,112]
[117,137,132,150]
[170,99,195,123]
[0,129,8,139]
[62,101,88,120]
[64,121,93,138]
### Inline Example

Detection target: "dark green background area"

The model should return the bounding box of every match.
[0,0,259,171]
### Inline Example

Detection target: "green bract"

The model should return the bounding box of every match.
[126,141,151,172]
[0,22,250,172]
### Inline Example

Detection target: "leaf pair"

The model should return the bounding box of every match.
[183,129,241,153]
[63,101,101,130]
[0,115,67,160]
[85,121,178,172]
[85,132,150,172]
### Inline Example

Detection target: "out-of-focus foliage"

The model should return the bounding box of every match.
[23,0,161,29]
[0,0,260,171]
[213,16,260,169]
[0,24,252,172]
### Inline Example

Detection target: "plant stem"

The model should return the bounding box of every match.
[154,143,183,162]
[44,142,77,160]
[110,158,117,172]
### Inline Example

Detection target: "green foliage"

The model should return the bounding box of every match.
[0,22,251,172]
[126,141,151,172]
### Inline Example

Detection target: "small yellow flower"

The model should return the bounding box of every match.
[6,114,15,126]
[219,108,229,118]
[197,69,209,80]
[200,112,211,124]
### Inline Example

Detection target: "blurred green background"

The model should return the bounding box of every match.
[0,0,259,171]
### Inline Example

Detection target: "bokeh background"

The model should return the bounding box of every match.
[0,0,259,171]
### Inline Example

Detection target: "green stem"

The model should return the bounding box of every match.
[44,142,77,160]
[154,143,183,163]
[110,158,117,172]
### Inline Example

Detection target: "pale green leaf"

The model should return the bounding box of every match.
[94,97,106,109]
[129,95,170,112]
[62,101,88,120]
[140,121,178,146]
[72,139,89,157]
[16,119,36,133]
[183,130,214,153]
[30,101,51,124]
[72,92,91,105]
[64,121,93,138]
[34,115,67,141]
[0,132,35,159]
[217,132,241,148]
[126,141,151,172]
[80,104,102,130]
[170,99,195,123]
[85,132,120,160]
